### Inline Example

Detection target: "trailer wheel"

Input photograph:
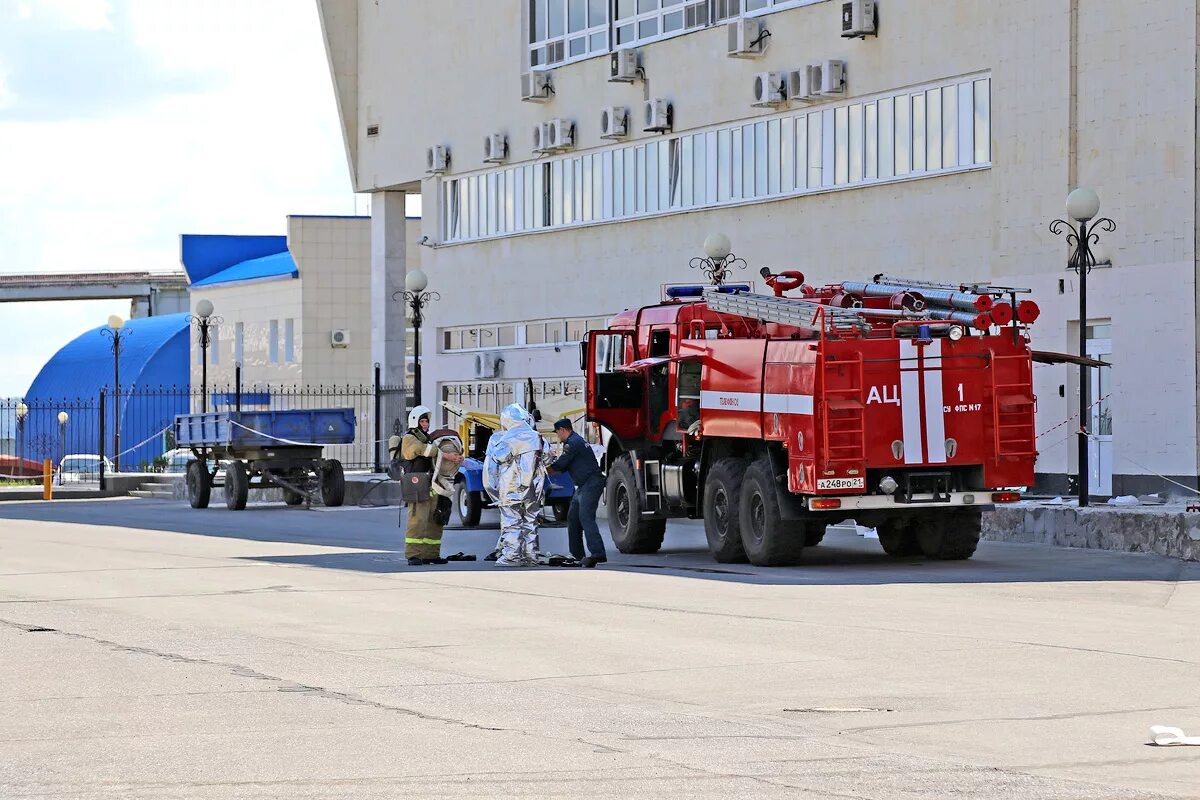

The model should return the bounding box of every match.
[703,458,749,563]
[320,460,346,507]
[917,508,982,560]
[186,460,211,509]
[455,481,484,527]
[224,461,249,511]
[738,460,806,566]
[607,454,665,554]
[877,515,922,557]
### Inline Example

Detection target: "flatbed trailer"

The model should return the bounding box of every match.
[174,408,354,510]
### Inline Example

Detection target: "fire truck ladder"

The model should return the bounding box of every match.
[821,353,867,470]
[990,351,1037,459]
[702,289,870,332]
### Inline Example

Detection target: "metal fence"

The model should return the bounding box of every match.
[1,370,412,480]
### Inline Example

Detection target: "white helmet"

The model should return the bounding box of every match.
[407,405,432,430]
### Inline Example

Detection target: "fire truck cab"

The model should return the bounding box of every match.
[583,280,1036,566]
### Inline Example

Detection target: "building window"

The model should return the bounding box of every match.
[442,75,992,244]
[234,322,244,365]
[269,320,279,364]
[440,317,615,351]
[614,0,709,47]
[284,318,295,363]
[530,0,608,68]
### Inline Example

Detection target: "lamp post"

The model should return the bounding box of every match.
[1051,188,1116,507]
[393,269,440,407]
[100,315,130,473]
[15,401,28,464]
[189,300,222,414]
[56,411,68,466]
[690,232,748,285]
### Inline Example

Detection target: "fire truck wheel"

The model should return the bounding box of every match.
[917,508,982,560]
[703,458,749,563]
[607,455,666,554]
[876,516,922,557]
[738,460,806,567]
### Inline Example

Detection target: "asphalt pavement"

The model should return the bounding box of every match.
[1,497,1198,798]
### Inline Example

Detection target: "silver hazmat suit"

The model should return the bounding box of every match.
[483,404,547,566]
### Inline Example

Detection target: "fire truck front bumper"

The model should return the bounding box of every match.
[805,492,1007,512]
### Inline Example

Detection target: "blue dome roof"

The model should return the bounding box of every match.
[27,313,191,398]
[21,314,191,468]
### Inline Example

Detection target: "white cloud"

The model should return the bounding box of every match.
[19,0,114,30]
[0,61,14,110]
[0,0,357,396]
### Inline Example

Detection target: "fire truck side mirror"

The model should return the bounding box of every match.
[579,339,587,372]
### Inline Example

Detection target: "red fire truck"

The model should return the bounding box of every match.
[583,272,1038,566]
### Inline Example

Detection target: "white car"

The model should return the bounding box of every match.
[160,448,195,473]
[57,454,113,484]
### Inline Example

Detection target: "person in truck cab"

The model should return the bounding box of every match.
[549,418,608,568]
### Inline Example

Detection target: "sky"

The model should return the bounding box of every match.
[0,0,367,396]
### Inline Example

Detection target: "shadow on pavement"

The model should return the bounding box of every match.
[4,498,1198,587]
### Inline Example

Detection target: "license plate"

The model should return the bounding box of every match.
[817,477,865,491]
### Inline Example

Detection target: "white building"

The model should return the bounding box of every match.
[183,214,416,391]
[318,0,1199,496]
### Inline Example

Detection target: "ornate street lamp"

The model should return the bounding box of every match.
[393,269,440,407]
[690,233,748,286]
[56,411,68,466]
[1050,188,1116,507]
[15,401,28,463]
[189,300,222,414]
[100,315,130,472]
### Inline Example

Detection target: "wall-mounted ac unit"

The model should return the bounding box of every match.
[818,60,847,96]
[331,329,350,348]
[841,0,877,38]
[484,133,508,163]
[474,353,504,380]
[609,48,640,82]
[752,71,787,108]
[788,66,821,103]
[548,118,575,151]
[600,106,629,139]
[644,98,673,133]
[533,122,552,154]
[426,145,450,174]
[727,18,766,58]
[521,70,553,103]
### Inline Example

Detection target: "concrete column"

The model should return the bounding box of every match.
[371,191,408,434]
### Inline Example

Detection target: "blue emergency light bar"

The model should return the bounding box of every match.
[666,284,752,299]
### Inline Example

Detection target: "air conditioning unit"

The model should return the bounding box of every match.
[474,353,503,380]
[818,60,847,95]
[788,66,822,103]
[609,48,640,82]
[644,98,673,133]
[533,122,552,154]
[752,71,787,108]
[521,70,553,103]
[483,133,508,163]
[600,106,629,139]
[426,145,450,174]
[727,18,766,58]
[841,0,876,38]
[548,118,575,151]
[331,329,350,348]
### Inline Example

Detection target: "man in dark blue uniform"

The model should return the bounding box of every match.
[548,419,607,568]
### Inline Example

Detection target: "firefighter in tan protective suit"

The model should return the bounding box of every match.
[392,406,464,565]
